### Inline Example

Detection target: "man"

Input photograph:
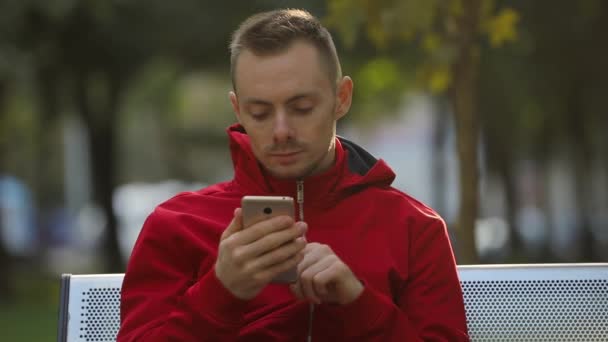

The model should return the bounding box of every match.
[118,9,469,341]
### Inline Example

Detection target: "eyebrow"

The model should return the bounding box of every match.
[243,92,318,106]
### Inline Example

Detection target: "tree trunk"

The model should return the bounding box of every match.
[449,0,481,264]
[33,66,61,263]
[75,70,124,273]
[0,240,10,303]
[567,84,595,262]
[431,100,449,216]
[0,79,13,302]
[34,66,60,202]
[497,149,522,256]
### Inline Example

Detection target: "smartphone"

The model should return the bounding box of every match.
[241,196,298,283]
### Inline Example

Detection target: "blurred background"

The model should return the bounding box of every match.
[0,0,607,340]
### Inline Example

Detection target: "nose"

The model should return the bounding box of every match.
[272,111,292,144]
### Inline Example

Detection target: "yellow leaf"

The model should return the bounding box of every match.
[399,28,415,41]
[358,58,401,94]
[422,33,441,53]
[429,66,451,93]
[324,0,367,48]
[367,22,389,49]
[486,8,519,47]
[449,0,464,17]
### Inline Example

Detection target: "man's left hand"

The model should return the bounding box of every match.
[290,242,363,305]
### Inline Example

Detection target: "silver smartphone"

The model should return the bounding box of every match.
[241,196,298,283]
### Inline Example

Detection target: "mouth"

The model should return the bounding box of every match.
[270,151,302,165]
[271,151,301,157]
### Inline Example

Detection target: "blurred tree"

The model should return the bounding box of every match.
[480,0,608,261]
[532,0,607,261]
[1,0,326,273]
[5,0,244,272]
[0,77,10,301]
[0,2,20,299]
[325,0,519,264]
[478,47,532,258]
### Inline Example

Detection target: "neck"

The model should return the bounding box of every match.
[309,138,337,178]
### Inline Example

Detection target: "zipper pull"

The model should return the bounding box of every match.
[296,180,304,221]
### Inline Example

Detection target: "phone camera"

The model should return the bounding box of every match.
[263,207,272,214]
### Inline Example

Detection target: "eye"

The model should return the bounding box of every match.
[250,111,268,119]
[293,107,313,115]
[246,103,272,121]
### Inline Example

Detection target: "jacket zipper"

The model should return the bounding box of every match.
[296,180,314,342]
[296,180,305,221]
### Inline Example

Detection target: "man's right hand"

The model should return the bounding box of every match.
[215,208,307,300]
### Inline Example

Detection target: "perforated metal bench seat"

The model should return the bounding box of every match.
[57,264,608,341]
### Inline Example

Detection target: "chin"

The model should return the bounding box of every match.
[266,163,311,180]
[268,169,306,180]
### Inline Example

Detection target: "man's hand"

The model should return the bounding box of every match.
[215,208,307,300]
[290,243,363,305]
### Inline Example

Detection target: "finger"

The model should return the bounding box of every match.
[300,256,334,304]
[298,220,309,235]
[241,221,306,260]
[314,262,353,304]
[293,244,322,300]
[236,215,295,245]
[254,250,304,285]
[290,281,304,300]
[296,243,322,275]
[221,208,243,241]
[246,236,307,271]
[230,221,304,267]
[312,260,341,299]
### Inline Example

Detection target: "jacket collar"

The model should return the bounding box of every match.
[227,123,395,206]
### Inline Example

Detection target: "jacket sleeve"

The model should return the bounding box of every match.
[323,218,469,341]
[117,210,248,341]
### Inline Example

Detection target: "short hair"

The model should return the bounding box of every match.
[229,9,342,91]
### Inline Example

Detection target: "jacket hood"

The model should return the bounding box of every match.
[227,123,395,205]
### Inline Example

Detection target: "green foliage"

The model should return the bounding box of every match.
[324,0,367,48]
[348,56,410,124]
[357,57,401,96]
[0,82,39,176]
[479,0,608,161]
[326,0,520,95]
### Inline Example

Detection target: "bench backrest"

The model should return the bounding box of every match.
[459,264,608,341]
[57,264,608,341]
[58,274,123,342]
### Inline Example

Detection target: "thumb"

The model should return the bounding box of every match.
[221,208,243,241]
[290,281,304,300]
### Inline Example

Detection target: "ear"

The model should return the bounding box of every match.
[229,91,242,124]
[335,76,353,120]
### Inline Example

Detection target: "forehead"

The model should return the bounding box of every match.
[234,41,333,100]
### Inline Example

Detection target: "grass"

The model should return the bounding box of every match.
[0,270,61,342]
[0,302,58,342]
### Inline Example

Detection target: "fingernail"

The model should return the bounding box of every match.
[296,221,307,233]
[296,237,306,244]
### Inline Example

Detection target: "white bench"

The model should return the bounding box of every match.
[57,263,608,341]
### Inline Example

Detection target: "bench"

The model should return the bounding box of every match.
[57,263,608,341]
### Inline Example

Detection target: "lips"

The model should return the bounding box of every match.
[270,151,301,165]
[271,152,300,157]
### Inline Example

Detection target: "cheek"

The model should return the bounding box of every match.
[309,115,336,140]
[249,134,269,154]
[243,127,266,153]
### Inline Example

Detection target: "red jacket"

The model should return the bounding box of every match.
[118,124,469,341]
